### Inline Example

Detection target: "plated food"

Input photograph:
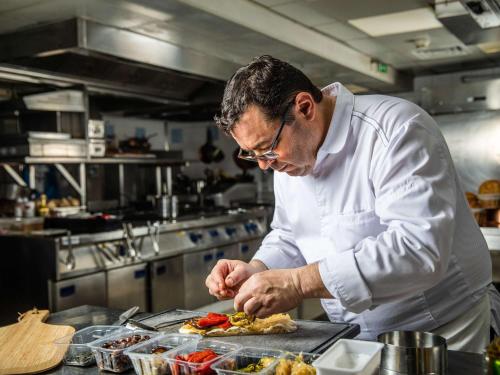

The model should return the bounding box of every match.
[179,312,297,336]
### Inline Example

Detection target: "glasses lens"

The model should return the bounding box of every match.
[238,149,258,162]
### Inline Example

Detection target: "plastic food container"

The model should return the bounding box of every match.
[312,339,384,375]
[88,329,160,373]
[277,352,320,375]
[54,325,127,366]
[211,347,285,375]
[165,339,242,375]
[125,333,202,375]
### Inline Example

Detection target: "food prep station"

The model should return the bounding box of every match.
[40,306,484,375]
[0,0,500,374]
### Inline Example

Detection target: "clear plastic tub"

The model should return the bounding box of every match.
[125,333,202,375]
[54,325,127,366]
[276,352,320,375]
[312,339,384,375]
[165,339,242,375]
[211,347,285,375]
[88,329,160,373]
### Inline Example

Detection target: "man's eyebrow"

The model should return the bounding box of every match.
[249,139,271,151]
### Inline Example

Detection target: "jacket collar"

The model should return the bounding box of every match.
[317,82,354,157]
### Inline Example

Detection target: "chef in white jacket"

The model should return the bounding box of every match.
[206,55,495,353]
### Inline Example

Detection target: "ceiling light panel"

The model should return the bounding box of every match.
[348,7,443,37]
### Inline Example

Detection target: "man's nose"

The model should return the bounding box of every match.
[257,159,273,170]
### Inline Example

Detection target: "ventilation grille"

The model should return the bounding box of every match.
[411,45,470,60]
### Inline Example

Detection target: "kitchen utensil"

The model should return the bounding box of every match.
[114,306,140,326]
[0,308,75,375]
[200,127,224,163]
[378,331,447,375]
[125,319,159,331]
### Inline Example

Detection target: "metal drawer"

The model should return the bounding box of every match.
[107,263,148,311]
[49,272,106,311]
[150,256,185,312]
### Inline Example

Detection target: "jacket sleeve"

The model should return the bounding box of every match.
[319,112,457,313]
[253,174,307,269]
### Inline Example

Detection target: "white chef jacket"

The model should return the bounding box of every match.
[253,82,492,340]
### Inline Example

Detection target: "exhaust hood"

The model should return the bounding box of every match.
[0,18,230,110]
[436,0,500,45]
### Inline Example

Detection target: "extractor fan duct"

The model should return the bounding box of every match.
[437,0,500,45]
[460,0,500,28]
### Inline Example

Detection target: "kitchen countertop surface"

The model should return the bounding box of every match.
[44,305,486,375]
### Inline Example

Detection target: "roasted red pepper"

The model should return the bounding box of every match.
[197,313,229,328]
[215,320,232,330]
[173,349,219,375]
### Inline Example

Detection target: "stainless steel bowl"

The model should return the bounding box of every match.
[378,331,447,374]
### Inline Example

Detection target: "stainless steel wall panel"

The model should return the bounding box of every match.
[434,110,500,192]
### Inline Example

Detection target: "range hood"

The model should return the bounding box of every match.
[436,0,500,45]
[0,18,231,113]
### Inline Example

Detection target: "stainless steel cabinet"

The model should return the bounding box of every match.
[107,263,148,311]
[150,256,185,312]
[49,272,106,311]
[239,239,261,263]
[183,248,217,309]
[183,245,239,309]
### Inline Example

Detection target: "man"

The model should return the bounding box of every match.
[206,55,494,352]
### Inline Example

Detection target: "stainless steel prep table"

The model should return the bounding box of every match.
[43,305,486,375]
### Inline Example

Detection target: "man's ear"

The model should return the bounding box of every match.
[295,92,315,121]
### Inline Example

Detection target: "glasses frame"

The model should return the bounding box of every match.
[237,99,295,162]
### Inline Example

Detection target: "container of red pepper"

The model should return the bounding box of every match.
[165,340,242,375]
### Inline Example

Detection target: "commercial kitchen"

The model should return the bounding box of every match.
[0,0,499,374]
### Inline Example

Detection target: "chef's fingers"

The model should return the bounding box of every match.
[225,264,251,287]
[243,297,262,317]
[210,260,232,290]
[233,287,252,312]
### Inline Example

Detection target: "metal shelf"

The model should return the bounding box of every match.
[1,156,192,166]
[1,157,195,207]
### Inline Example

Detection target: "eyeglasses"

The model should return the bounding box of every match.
[237,100,294,162]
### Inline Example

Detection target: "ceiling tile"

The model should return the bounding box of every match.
[314,20,367,41]
[348,7,443,37]
[271,2,335,26]
[286,0,430,23]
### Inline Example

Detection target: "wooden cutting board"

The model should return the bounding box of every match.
[0,308,75,375]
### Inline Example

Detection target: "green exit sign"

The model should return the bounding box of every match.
[377,63,388,73]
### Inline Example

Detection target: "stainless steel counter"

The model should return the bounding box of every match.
[42,305,486,375]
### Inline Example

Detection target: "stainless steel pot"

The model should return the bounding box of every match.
[378,331,447,375]
[0,183,28,200]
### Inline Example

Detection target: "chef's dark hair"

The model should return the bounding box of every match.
[214,55,323,134]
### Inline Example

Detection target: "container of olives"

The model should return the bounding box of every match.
[87,329,159,373]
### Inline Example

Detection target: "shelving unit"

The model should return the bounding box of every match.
[1,157,193,207]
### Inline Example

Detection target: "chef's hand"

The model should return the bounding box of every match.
[233,268,304,317]
[205,259,267,300]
